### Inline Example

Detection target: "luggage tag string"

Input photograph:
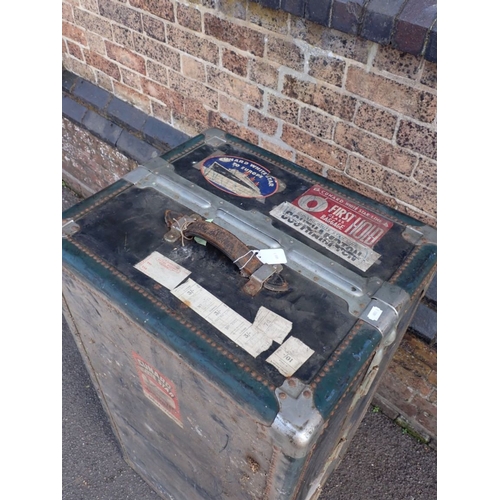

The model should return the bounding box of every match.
[233,250,258,271]
[172,218,193,247]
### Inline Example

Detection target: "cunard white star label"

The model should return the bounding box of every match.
[200,156,278,198]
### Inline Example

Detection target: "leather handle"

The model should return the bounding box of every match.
[164,210,262,277]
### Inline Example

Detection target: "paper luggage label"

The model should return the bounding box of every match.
[266,337,315,377]
[270,185,393,271]
[132,352,183,427]
[134,251,191,290]
[136,253,314,375]
[172,278,273,358]
[200,156,278,198]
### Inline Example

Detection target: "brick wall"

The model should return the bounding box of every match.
[62,0,437,227]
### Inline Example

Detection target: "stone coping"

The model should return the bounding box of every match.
[252,0,437,62]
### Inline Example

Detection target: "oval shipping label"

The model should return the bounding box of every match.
[201,156,278,198]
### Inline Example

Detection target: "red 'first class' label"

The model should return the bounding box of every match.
[292,186,393,248]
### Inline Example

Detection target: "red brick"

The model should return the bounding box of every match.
[421,61,437,89]
[248,109,278,136]
[172,111,207,136]
[295,153,326,176]
[396,120,437,161]
[80,0,99,14]
[267,36,304,71]
[99,0,142,31]
[249,59,279,90]
[219,0,247,21]
[207,67,263,109]
[282,75,356,120]
[392,347,432,379]
[176,2,202,31]
[84,49,120,80]
[134,33,180,71]
[282,75,316,105]
[373,45,422,80]
[105,41,146,74]
[93,73,113,93]
[261,139,294,161]
[114,81,151,113]
[335,122,417,175]
[268,95,299,124]
[87,32,106,55]
[142,14,166,41]
[170,70,218,109]
[181,54,206,81]
[346,155,385,190]
[377,369,414,405]
[62,2,74,22]
[346,66,436,123]
[413,157,437,192]
[411,394,437,435]
[219,94,245,123]
[112,26,135,49]
[427,370,437,387]
[354,102,397,140]
[184,98,210,126]
[67,40,84,60]
[151,101,172,123]
[146,60,169,86]
[290,19,371,64]
[298,107,333,140]
[64,54,98,83]
[130,0,174,21]
[74,8,113,38]
[308,55,345,87]
[248,2,289,35]
[208,112,259,144]
[204,13,265,57]
[428,389,437,404]
[141,77,184,114]
[383,170,437,217]
[120,67,142,90]
[167,25,219,65]
[328,166,417,216]
[282,124,347,170]
[222,49,248,78]
[63,22,87,46]
[62,118,136,195]
[401,334,437,371]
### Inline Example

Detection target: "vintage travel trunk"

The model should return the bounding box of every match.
[62,128,437,500]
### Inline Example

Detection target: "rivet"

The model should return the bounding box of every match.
[303,390,311,399]
[279,392,287,400]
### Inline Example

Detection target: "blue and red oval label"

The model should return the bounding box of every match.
[201,156,278,198]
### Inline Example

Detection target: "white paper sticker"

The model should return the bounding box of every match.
[134,252,191,290]
[367,306,383,321]
[256,248,287,265]
[266,337,314,377]
[253,307,292,344]
[171,279,272,357]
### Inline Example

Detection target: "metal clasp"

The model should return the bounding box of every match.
[242,264,283,296]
